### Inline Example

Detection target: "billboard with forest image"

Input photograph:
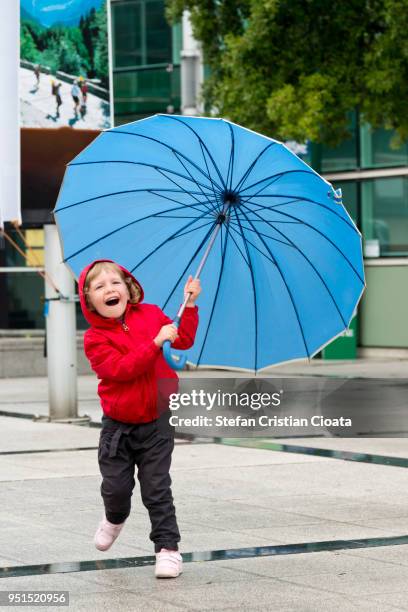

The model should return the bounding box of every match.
[20,0,111,129]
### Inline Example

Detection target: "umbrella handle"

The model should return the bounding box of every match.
[162,313,188,370]
[162,339,187,371]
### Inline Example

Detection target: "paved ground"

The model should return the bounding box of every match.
[1,359,408,611]
[20,66,111,130]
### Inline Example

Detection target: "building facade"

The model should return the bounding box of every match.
[309,118,408,351]
[111,0,182,123]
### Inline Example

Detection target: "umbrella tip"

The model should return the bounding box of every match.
[328,187,343,204]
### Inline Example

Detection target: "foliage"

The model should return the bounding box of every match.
[166,0,408,145]
[93,3,110,86]
[20,23,40,63]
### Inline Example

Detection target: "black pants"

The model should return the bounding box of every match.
[98,412,180,552]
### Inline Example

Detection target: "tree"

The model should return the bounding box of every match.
[21,23,40,63]
[166,0,408,146]
[80,8,99,75]
[41,36,82,75]
[93,3,109,88]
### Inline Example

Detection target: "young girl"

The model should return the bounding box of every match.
[78,259,200,578]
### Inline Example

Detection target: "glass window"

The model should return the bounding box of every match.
[172,22,182,65]
[2,229,44,329]
[113,65,180,118]
[1,228,88,330]
[310,112,358,173]
[361,177,408,257]
[112,0,171,68]
[146,1,172,64]
[112,1,143,68]
[360,123,408,169]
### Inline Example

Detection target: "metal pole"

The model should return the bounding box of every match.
[163,200,232,369]
[180,11,204,116]
[175,201,230,322]
[163,202,230,369]
[44,224,78,420]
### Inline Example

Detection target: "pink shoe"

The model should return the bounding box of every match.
[94,517,125,551]
[155,548,183,578]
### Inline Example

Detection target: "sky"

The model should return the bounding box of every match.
[21,0,105,28]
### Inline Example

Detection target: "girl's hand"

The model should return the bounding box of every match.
[154,324,179,347]
[184,276,201,307]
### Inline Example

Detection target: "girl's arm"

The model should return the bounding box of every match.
[84,331,160,381]
[157,305,198,350]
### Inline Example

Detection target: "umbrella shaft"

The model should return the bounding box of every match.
[175,201,230,324]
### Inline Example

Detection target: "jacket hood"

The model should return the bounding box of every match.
[78,259,144,328]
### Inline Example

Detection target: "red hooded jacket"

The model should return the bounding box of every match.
[79,260,198,423]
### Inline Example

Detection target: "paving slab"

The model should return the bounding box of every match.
[112,572,389,612]
[339,545,408,567]
[276,437,408,458]
[215,549,401,579]
[282,561,408,597]
[229,523,402,545]
[0,417,99,452]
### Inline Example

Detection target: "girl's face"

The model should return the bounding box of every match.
[87,268,129,319]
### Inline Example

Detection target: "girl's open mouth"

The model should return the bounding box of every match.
[105,297,120,306]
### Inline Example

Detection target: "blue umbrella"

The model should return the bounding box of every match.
[54,114,365,372]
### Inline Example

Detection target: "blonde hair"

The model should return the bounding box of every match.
[83,261,141,311]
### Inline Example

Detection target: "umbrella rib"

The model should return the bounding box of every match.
[161,222,218,311]
[223,225,250,269]
[63,206,210,263]
[241,169,360,234]
[231,208,258,370]
[228,224,279,266]
[226,123,235,191]
[130,209,213,274]
[237,167,310,215]
[170,150,220,214]
[196,225,231,367]
[240,198,365,286]
[239,206,310,356]
[161,115,227,190]
[244,219,302,224]
[241,171,288,199]
[198,140,221,205]
[245,197,303,212]
[233,142,276,193]
[154,166,217,211]
[240,169,318,194]
[148,190,219,216]
[69,159,214,195]
[228,219,296,249]
[244,194,358,233]
[100,129,224,191]
[55,189,215,214]
[240,203,348,328]
[165,220,216,240]
[155,215,214,219]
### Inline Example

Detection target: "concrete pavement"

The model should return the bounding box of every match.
[1,360,408,611]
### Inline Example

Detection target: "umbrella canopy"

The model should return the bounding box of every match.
[54,114,365,372]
